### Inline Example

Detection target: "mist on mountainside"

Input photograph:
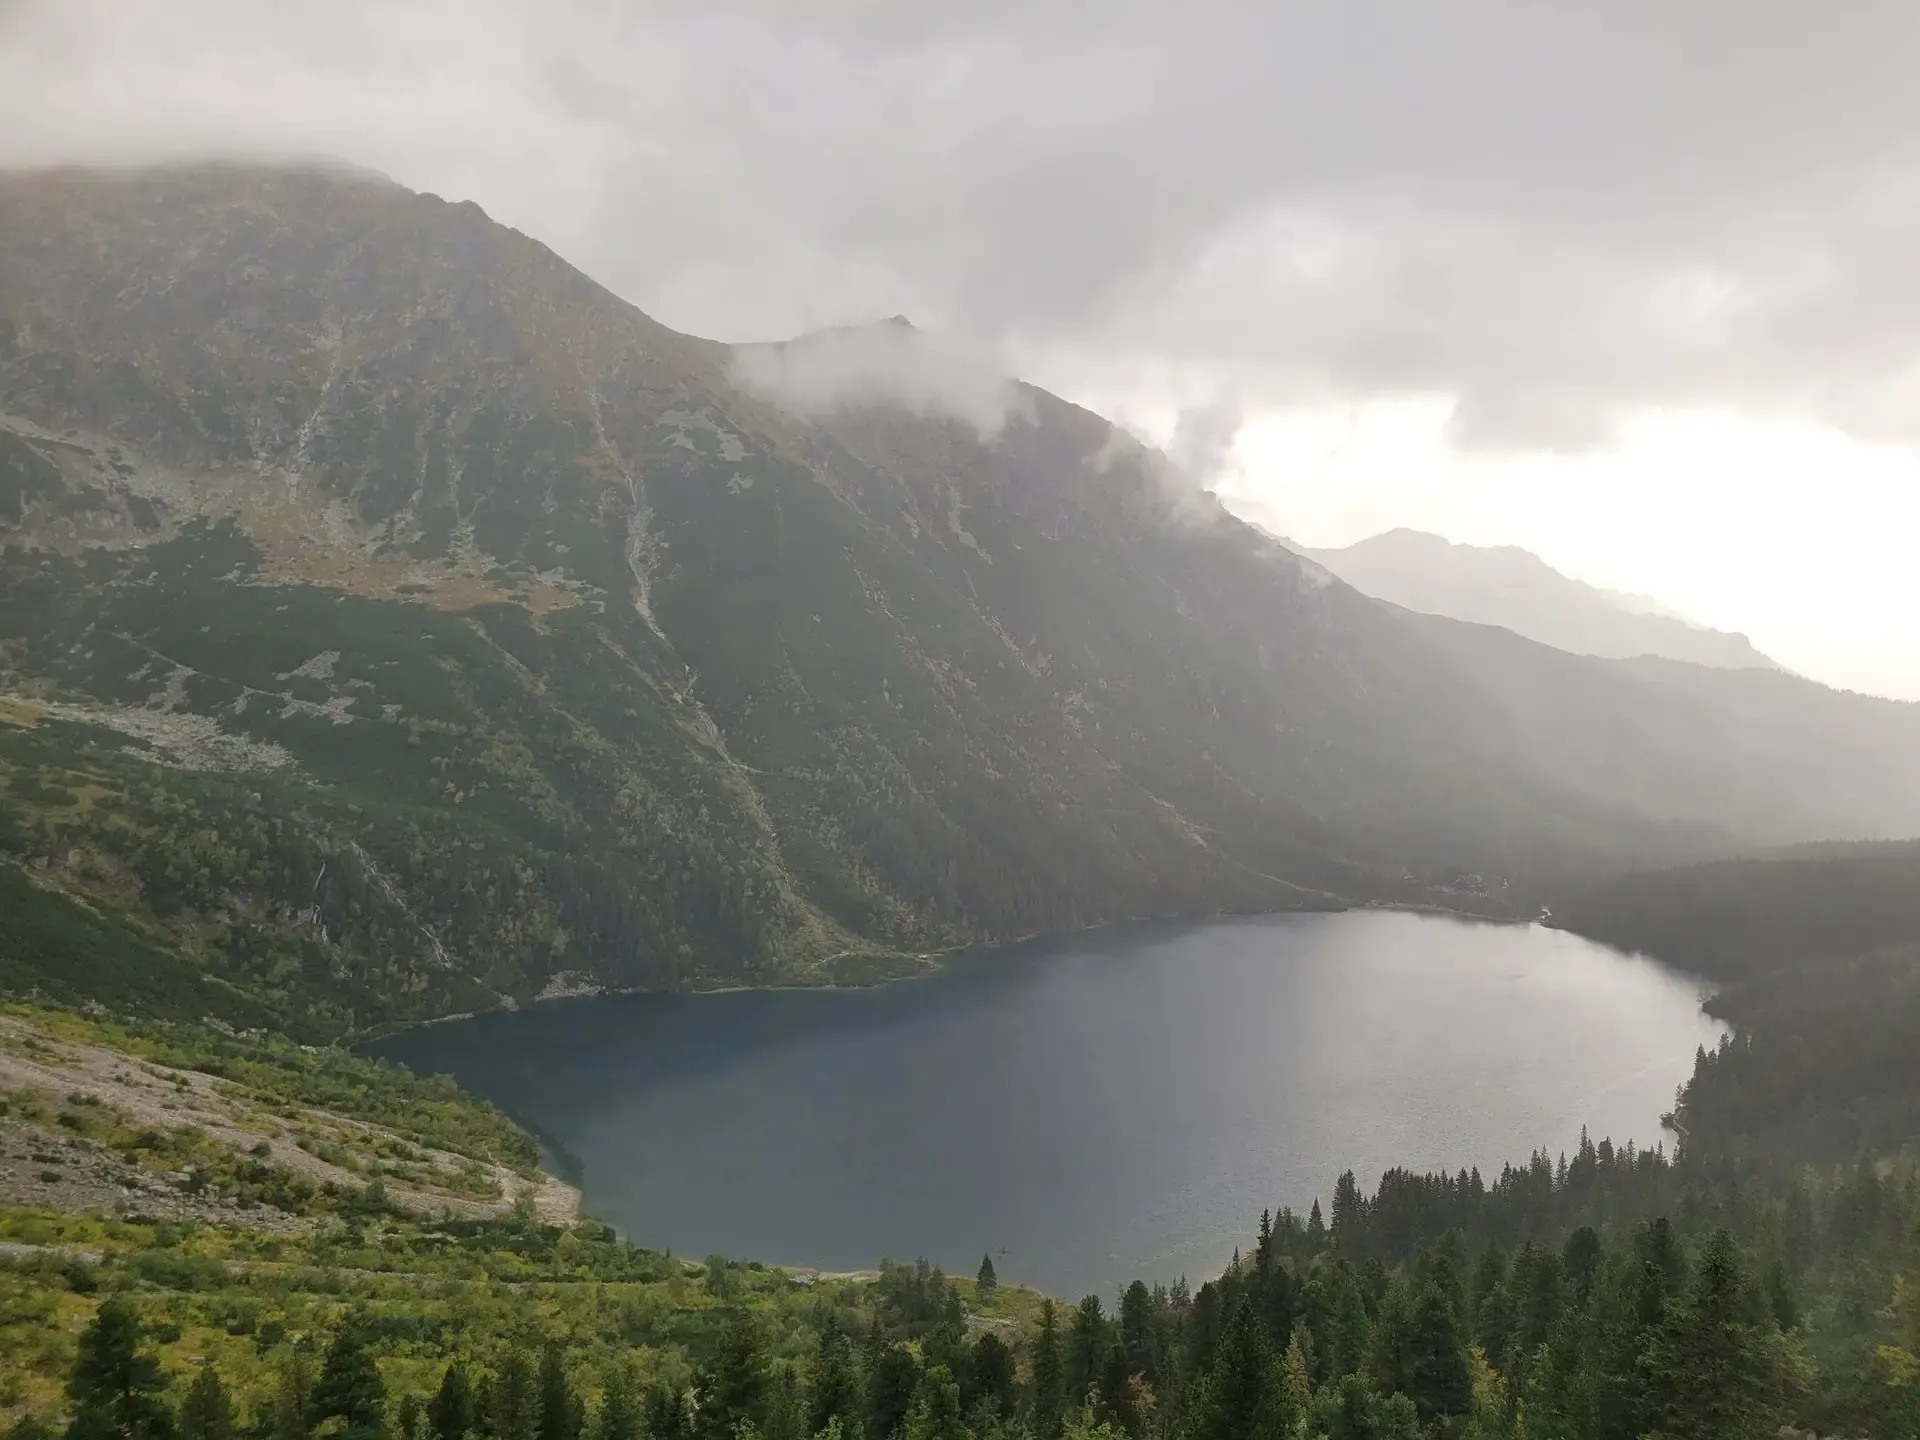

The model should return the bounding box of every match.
[731,317,1031,437]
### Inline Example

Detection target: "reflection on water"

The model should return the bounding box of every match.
[374,911,1720,1298]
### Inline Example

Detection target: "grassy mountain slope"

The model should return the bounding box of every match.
[3,163,1919,1028]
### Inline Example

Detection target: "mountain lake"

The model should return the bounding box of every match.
[372,910,1722,1298]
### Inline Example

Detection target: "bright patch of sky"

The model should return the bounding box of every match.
[1221,404,1920,699]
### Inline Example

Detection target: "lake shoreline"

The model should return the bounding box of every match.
[369,909,1718,1299]
[359,895,1529,1046]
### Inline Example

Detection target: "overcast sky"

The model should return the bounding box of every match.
[3,0,1917,697]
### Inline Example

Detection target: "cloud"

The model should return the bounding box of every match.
[730,319,1028,435]
[2,0,1915,693]
[6,0,1920,455]
[1166,397,1245,495]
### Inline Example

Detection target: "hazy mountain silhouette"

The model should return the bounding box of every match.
[1299,528,1779,671]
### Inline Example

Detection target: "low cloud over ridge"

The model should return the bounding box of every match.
[731,319,1029,435]
[8,0,1920,447]
[3,0,1918,696]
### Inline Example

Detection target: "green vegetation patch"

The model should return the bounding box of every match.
[7,1006,538,1175]
[0,866,270,1030]
[0,1207,1042,1436]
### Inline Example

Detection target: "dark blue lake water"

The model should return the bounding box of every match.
[372,911,1719,1298]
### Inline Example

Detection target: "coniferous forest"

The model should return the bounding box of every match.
[2,844,1919,1440]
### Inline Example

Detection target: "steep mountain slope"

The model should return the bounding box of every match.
[1,163,1917,1028]
[1408,619,1920,845]
[1302,528,1778,670]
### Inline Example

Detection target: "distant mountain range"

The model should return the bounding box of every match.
[1,163,1917,1027]
[1296,528,1780,672]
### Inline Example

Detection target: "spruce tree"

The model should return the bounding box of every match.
[428,1366,476,1440]
[1189,1302,1271,1440]
[1562,1228,1603,1312]
[1365,1280,1417,1403]
[975,1256,997,1302]
[1470,1243,1515,1363]
[313,1323,388,1440]
[809,1333,864,1440]
[1369,1393,1423,1440]
[1511,1244,1563,1358]
[1582,1262,1655,1440]
[967,1335,1017,1421]
[269,1351,316,1440]
[1326,1270,1372,1384]
[1642,1231,1786,1440]
[1315,1373,1375,1440]
[1117,1282,1161,1394]
[866,1344,920,1440]
[1521,1312,1586,1440]
[762,1368,805,1440]
[940,1285,966,1339]
[1029,1300,1066,1440]
[1405,1278,1472,1426]
[1763,1261,1798,1333]
[1186,1284,1227,1380]
[1278,1327,1315,1440]
[1262,1264,1297,1355]
[922,1312,968,1394]
[485,1352,539,1440]
[64,1297,174,1440]
[640,1384,687,1440]
[1419,1235,1467,1331]
[1065,1298,1108,1411]
[1633,1220,1688,1327]
[1330,1173,1363,1250]
[901,1366,966,1440]
[592,1364,640,1440]
[177,1368,234,1440]
[697,1312,768,1440]
[536,1347,582,1440]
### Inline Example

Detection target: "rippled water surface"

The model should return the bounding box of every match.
[375,911,1719,1297]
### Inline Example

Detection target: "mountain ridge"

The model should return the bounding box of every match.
[2,161,1918,1029]
[1299,526,1781,672]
